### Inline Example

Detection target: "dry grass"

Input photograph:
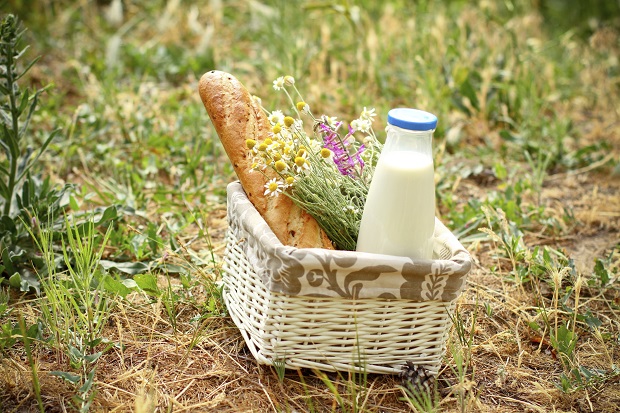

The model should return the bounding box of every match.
[1,0,619,412]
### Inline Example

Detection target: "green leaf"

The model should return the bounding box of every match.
[99,260,148,275]
[121,279,138,289]
[17,88,29,117]
[593,258,610,286]
[95,205,119,226]
[8,272,21,289]
[551,324,578,367]
[78,369,96,394]
[0,322,17,349]
[155,263,188,275]
[576,311,603,330]
[15,128,62,184]
[69,345,84,360]
[102,275,132,298]
[460,77,480,111]
[18,88,40,138]
[69,195,80,211]
[133,273,160,296]
[26,321,41,340]
[15,269,40,294]
[50,371,81,385]
[0,178,9,199]
[14,55,41,83]
[528,321,541,331]
[3,122,20,161]
[0,215,17,233]
[493,162,507,181]
[84,351,103,364]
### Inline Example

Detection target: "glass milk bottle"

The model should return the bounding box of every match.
[356,108,437,260]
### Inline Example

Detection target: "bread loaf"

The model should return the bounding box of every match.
[198,70,334,250]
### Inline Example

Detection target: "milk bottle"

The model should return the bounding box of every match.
[356,108,437,260]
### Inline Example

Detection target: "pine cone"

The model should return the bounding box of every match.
[399,361,436,393]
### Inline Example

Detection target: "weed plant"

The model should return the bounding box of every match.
[0,14,73,292]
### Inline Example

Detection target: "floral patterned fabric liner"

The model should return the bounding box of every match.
[226,181,471,302]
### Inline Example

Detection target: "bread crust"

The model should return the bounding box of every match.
[198,70,334,250]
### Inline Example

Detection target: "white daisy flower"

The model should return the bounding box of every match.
[360,107,376,121]
[284,175,297,188]
[293,153,310,173]
[321,115,338,128]
[307,138,323,153]
[264,178,284,197]
[268,110,285,125]
[273,76,285,90]
[291,118,304,131]
[351,118,372,133]
[251,95,262,107]
[320,147,334,161]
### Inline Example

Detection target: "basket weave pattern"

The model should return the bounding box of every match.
[223,182,470,374]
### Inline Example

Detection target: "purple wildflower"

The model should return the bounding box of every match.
[320,122,365,178]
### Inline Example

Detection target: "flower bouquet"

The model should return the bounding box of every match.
[248,75,381,251]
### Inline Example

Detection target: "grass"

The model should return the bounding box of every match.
[1,0,619,411]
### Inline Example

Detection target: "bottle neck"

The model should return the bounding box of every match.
[384,124,434,157]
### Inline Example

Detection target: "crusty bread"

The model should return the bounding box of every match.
[198,70,334,250]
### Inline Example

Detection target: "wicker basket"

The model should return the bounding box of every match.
[222,182,471,374]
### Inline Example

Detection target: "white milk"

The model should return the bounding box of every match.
[356,151,435,260]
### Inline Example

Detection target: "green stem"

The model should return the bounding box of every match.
[3,31,19,217]
[18,312,45,413]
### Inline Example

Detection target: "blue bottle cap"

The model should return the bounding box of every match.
[387,108,438,131]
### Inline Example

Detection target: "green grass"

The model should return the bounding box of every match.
[1,0,619,411]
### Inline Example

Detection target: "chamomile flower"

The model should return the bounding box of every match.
[283,116,295,128]
[360,107,376,121]
[264,178,284,197]
[284,175,296,186]
[350,118,372,134]
[271,151,283,162]
[250,159,267,171]
[282,143,294,157]
[246,139,257,150]
[256,142,269,152]
[344,135,356,145]
[273,76,285,90]
[268,110,285,125]
[292,118,304,131]
[320,115,339,128]
[296,101,309,113]
[307,138,323,153]
[343,205,360,214]
[249,75,382,250]
[274,160,288,172]
[294,155,310,172]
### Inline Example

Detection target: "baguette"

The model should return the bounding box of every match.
[198,70,334,250]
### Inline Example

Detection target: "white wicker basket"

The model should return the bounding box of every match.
[222,182,470,375]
